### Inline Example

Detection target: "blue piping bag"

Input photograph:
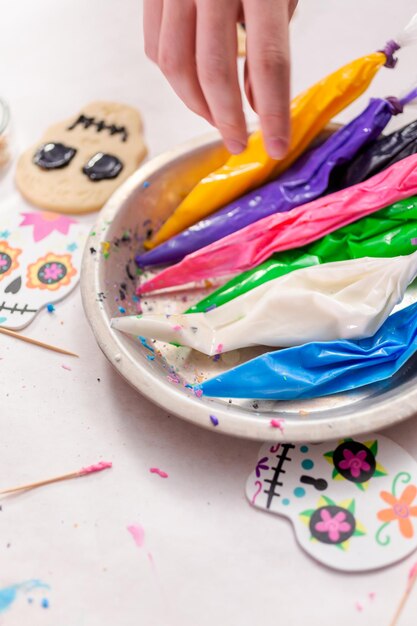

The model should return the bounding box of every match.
[136,93,410,268]
[195,302,417,400]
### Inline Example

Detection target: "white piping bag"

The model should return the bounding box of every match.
[112,252,417,355]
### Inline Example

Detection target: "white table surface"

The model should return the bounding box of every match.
[2,1,417,624]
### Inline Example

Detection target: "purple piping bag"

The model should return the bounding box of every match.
[136,94,408,268]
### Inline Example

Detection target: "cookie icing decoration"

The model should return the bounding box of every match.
[82,153,123,181]
[33,142,77,170]
[16,101,147,214]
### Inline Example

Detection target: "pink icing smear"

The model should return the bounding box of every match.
[150,467,168,478]
[408,561,417,585]
[79,461,113,475]
[127,524,145,547]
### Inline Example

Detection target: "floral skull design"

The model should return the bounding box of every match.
[0,201,87,329]
[246,435,417,571]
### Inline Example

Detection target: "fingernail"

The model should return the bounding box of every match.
[266,138,288,159]
[226,140,246,155]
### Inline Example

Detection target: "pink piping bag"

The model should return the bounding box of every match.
[138,152,417,294]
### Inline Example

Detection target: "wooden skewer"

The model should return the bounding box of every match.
[389,562,417,626]
[0,462,112,496]
[0,472,82,495]
[0,326,78,357]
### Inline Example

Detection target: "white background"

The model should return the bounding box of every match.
[1,1,417,624]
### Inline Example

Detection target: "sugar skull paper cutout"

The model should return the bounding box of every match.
[15,101,147,214]
[0,201,87,329]
[246,435,417,571]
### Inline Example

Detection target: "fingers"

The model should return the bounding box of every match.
[289,0,298,18]
[158,0,213,124]
[244,60,255,111]
[196,0,247,154]
[243,0,291,158]
[143,0,163,62]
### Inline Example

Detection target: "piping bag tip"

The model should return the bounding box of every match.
[143,239,155,251]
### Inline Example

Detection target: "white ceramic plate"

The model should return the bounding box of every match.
[81,131,417,441]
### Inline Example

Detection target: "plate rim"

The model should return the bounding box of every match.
[81,130,417,441]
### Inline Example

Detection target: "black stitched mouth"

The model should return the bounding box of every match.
[264,443,296,509]
[0,302,38,315]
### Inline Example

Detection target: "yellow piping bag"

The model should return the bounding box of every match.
[147,12,417,248]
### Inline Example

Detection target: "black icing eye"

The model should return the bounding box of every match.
[82,152,123,181]
[33,142,77,169]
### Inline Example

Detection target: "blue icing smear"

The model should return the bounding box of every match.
[0,586,18,613]
[0,580,49,613]
[138,335,155,353]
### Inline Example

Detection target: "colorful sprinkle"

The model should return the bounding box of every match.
[209,415,219,426]
[138,336,155,352]
[41,598,49,609]
[127,524,145,547]
[270,418,285,432]
[172,325,182,331]
[46,303,55,313]
[61,364,71,371]
[167,373,181,384]
[143,181,151,189]
[101,241,111,258]
[147,354,155,361]
[149,467,168,478]
[118,306,126,314]
[79,461,112,476]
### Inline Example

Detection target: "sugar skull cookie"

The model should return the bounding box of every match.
[16,101,147,214]
[247,435,417,572]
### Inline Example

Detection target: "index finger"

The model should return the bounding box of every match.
[243,0,291,159]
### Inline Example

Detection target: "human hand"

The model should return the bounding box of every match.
[144,0,297,158]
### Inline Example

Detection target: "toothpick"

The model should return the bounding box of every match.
[389,561,417,626]
[0,461,112,496]
[0,326,78,357]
